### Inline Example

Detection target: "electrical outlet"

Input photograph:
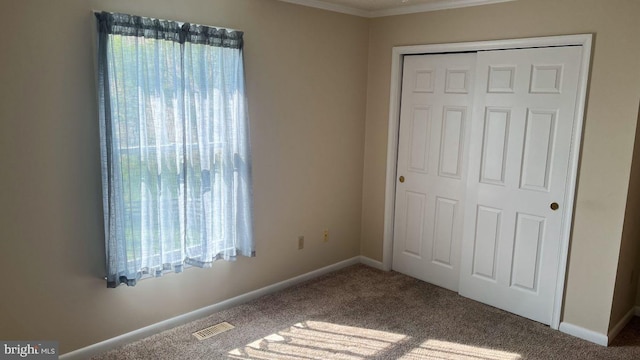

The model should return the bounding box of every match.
[323,229,329,242]
[298,236,304,250]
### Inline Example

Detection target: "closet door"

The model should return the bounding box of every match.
[392,53,476,292]
[458,46,582,325]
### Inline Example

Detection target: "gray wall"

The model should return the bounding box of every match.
[2,0,640,353]
[614,102,640,329]
[360,0,640,335]
[0,0,369,353]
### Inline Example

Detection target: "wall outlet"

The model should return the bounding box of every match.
[323,229,329,242]
[298,236,304,250]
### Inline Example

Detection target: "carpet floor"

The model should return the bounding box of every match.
[91,264,640,359]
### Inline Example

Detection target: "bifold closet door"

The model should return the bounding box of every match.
[392,53,477,292]
[458,46,582,325]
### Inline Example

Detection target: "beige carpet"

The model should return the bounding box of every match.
[91,264,640,359]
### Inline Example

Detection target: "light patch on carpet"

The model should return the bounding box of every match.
[398,339,522,360]
[192,321,234,341]
[228,320,408,359]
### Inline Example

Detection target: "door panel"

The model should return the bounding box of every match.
[511,213,545,291]
[520,109,556,191]
[408,107,432,173]
[472,205,501,281]
[432,197,457,267]
[403,191,427,257]
[459,46,582,325]
[480,108,510,186]
[393,53,476,291]
[439,106,466,178]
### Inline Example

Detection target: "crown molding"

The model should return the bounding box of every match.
[278,0,517,18]
[370,0,516,17]
[278,0,371,17]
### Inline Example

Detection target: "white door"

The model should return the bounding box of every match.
[458,46,582,324]
[393,53,476,291]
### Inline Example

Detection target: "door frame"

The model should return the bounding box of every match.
[382,34,592,330]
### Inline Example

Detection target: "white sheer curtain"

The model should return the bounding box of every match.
[96,12,254,287]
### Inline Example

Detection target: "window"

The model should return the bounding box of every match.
[95,12,254,287]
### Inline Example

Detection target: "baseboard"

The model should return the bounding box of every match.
[60,256,361,360]
[359,256,384,270]
[559,322,608,346]
[608,307,637,344]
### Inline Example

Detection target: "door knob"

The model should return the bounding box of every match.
[550,202,559,211]
[399,176,405,183]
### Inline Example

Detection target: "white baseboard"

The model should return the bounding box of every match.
[60,256,362,360]
[359,256,384,270]
[559,322,608,346]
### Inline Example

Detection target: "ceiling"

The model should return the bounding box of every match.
[278,0,517,17]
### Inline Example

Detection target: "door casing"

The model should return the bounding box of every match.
[382,34,592,330]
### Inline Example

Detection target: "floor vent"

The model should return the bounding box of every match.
[192,322,235,341]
